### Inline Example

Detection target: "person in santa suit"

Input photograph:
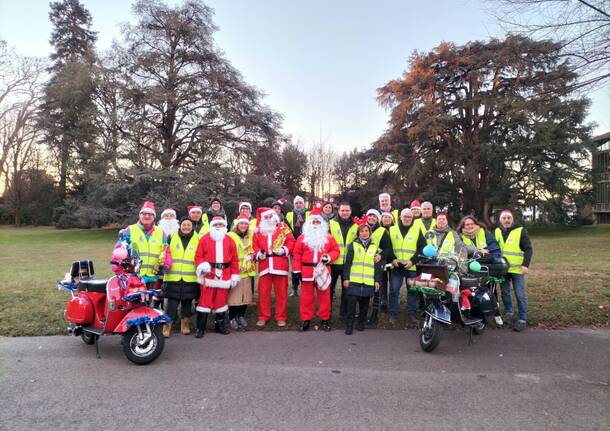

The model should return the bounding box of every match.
[194,216,240,338]
[292,208,340,332]
[252,207,296,327]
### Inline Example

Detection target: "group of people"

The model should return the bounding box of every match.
[116,193,533,337]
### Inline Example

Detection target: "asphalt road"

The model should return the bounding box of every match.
[1,328,608,431]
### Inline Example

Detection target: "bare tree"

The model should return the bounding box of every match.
[491,0,610,87]
[305,137,336,201]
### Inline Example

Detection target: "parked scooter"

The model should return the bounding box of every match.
[57,251,171,365]
[408,246,496,352]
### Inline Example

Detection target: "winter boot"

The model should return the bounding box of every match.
[299,320,311,332]
[180,317,191,335]
[162,323,171,338]
[367,309,379,326]
[195,312,208,338]
[214,312,230,335]
[321,320,332,332]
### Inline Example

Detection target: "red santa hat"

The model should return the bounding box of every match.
[187,205,203,215]
[256,207,277,227]
[139,201,156,216]
[308,207,323,222]
[210,216,227,227]
[160,208,176,218]
[500,209,513,218]
[239,201,252,212]
[410,200,421,210]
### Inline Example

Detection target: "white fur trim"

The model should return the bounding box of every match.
[294,195,304,205]
[215,239,224,263]
[196,306,211,313]
[204,278,231,289]
[268,269,288,276]
[196,262,211,276]
[261,208,276,219]
[231,274,240,282]
[214,304,229,313]
[239,202,252,210]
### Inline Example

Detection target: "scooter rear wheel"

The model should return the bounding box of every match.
[122,325,165,365]
[420,315,443,353]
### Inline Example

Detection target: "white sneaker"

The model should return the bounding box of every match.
[229,318,239,330]
[494,315,504,326]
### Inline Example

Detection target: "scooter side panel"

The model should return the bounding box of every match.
[113,306,165,333]
[426,302,451,324]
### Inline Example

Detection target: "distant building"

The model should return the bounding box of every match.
[593,132,610,224]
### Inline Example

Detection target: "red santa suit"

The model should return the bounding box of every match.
[252,207,295,323]
[195,218,240,314]
[292,209,340,322]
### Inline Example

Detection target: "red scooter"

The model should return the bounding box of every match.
[58,258,170,365]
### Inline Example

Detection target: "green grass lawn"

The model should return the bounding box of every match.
[0,225,608,336]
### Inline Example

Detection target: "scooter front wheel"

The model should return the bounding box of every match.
[420,315,443,353]
[122,325,164,365]
[81,331,97,345]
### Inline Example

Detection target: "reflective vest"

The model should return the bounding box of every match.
[329,220,358,265]
[286,210,310,231]
[129,224,164,277]
[389,224,420,270]
[228,231,257,278]
[349,242,377,286]
[370,226,386,248]
[415,218,437,241]
[164,234,198,282]
[432,231,456,255]
[495,227,524,274]
[461,229,487,249]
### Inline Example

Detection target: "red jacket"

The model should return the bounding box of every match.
[292,234,340,281]
[194,233,240,289]
[253,223,295,276]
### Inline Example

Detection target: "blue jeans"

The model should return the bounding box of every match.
[389,268,417,318]
[500,273,528,321]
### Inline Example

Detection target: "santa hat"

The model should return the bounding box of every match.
[308,207,323,222]
[239,202,252,212]
[187,205,203,215]
[500,209,513,218]
[256,207,277,227]
[271,198,286,208]
[381,211,394,222]
[160,208,176,218]
[410,200,421,210]
[235,215,250,226]
[378,193,391,202]
[139,201,156,216]
[293,195,305,205]
[210,216,227,227]
[401,208,413,217]
[366,209,381,219]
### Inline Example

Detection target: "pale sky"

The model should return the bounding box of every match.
[1,0,608,152]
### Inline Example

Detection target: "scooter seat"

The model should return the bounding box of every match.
[79,279,108,293]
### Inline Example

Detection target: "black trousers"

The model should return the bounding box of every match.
[165,298,193,320]
[345,295,370,328]
[229,304,248,319]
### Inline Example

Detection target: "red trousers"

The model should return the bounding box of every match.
[300,280,331,321]
[196,285,229,313]
[257,274,288,322]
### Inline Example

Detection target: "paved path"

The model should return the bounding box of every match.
[1,328,608,430]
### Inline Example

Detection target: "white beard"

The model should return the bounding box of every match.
[260,219,277,236]
[210,226,227,241]
[302,220,329,252]
[158,219,179,237]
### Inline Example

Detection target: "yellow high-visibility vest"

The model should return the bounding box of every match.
[286,210,310,231]
[349,242,377,286]
[370,226,386,248]
[432,231,456,255]
[495,227,524,274]
[389,223,420,270]
[164,234,199,282]
[228,231,257,278]
[129,224,164,277]
[461,229,487,249]
[415,218,437,242]
[329,219,358,265]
